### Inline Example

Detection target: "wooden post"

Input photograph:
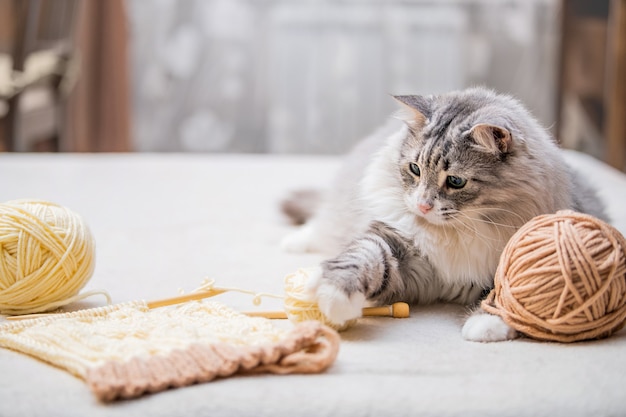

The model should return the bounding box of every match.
[606,0,626,171]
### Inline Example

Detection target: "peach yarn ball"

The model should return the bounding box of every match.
[482,210,626,342]
[0,200,96,315]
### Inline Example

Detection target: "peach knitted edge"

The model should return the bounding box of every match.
[85,320,340,402]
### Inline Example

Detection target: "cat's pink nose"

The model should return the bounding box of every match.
[418,203,433,215]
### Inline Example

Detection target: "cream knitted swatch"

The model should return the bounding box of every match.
[0,301,340,401]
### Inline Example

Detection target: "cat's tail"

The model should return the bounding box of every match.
[280,189,323,225]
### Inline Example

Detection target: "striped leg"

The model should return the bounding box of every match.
[312,221,435,326]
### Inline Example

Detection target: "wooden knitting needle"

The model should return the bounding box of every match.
[6,291,410,321]
[244,302,410,319]
[146,288,229,309]
[6,288,231,321]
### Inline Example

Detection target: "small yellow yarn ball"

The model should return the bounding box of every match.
[0,200,96,315]
[482,210,626,342]
[284,268,357,331]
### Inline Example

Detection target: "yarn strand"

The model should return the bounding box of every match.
[1,289,113,317]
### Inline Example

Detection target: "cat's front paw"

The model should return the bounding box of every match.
[462,313,518,342]
[317,282,366,326]
[307,267,365,326]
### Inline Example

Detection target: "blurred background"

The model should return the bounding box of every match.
[0,0,624,171]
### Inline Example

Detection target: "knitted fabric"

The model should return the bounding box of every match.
[0,301,340,401]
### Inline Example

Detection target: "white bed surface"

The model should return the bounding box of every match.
[0,150,625,417]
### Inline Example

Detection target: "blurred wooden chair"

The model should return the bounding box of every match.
[557,0,626,171]
[0,0,80,152]
[605,0,626,171]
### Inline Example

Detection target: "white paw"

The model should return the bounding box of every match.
[462,313,518,342]
[316,280,365,326]
[303,266,323,296]
[280,224,315,253]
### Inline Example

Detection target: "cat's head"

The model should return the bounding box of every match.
[392,87,564,228]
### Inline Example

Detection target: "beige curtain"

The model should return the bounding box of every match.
[63,0,132,152]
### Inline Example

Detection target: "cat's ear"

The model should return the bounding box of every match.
[469,124,512,154]
[393,95,431,130]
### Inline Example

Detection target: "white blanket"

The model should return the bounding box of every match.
[0,150,625,417]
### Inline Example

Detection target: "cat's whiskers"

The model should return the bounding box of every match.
[442,218,450,242]
[445,210,502,248]
[446,208,520,241]
[442,215,499,276]
[457,211,507,245]
[460,207,526,228]
[442,212,481,244]
[481,212,510,248]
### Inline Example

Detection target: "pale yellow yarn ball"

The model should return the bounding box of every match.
[0,200,96,315]
[284,267,357,331]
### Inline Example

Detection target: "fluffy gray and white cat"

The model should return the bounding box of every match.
[281,87,607,342]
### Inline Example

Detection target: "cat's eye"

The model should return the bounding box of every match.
[409,163,421,177]
[446,176,467,189]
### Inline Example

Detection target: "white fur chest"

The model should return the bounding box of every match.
[410,222,505,287]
